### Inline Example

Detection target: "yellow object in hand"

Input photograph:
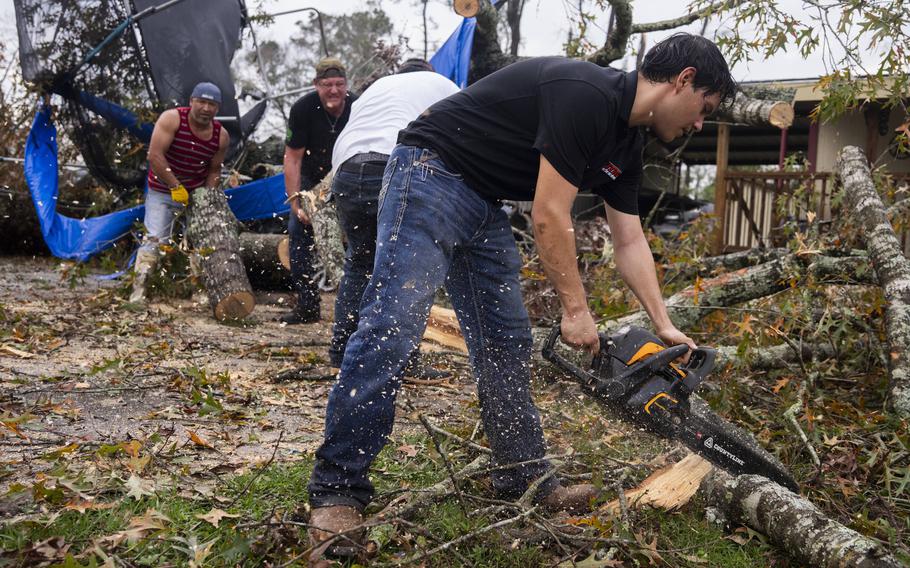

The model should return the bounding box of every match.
[170,184,189,206]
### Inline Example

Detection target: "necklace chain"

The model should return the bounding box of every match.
[324,109,341,134]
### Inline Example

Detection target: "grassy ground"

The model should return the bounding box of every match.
[3,206,910,567]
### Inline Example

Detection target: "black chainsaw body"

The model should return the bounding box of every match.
[542,324,799,492]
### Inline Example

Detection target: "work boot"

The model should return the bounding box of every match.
[538,483,600,514]
[307,505,365,559]
[128,249,159,304]
[278,308,320,324]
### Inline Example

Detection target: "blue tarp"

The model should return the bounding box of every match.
[430,17,477,89]
[24,105,289,262]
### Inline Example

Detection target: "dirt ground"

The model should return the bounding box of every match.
[0,256,490,498]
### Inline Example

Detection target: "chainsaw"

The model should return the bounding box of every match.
[542,325,799,492]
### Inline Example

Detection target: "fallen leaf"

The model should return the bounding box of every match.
[64,499,115,514]
[396,444,419,458]
[188,430,214,449]
[99,508,169,547]
[823,434,841,447]
[124,474,155,500]
[772,377,790,393]
[195,508,240,528]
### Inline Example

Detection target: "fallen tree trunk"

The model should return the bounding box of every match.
[669,248,789,280]
[715,342,839,370]
[716,92,794,129]
[621,253,875,330]
[237,232,291,291]
[187,187,255,321]
[838,145,910,418]
[701,469,902,567]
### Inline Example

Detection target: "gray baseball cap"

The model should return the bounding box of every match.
[190,82,222,104]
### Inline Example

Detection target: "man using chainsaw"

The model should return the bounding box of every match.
[131,81,229,303]
[306,33,737,557]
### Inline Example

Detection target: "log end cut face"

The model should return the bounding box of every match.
[215,291,256,322]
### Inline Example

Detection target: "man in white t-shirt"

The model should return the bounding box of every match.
[325,60,459,370]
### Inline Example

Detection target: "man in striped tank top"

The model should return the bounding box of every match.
[130,82,230,304]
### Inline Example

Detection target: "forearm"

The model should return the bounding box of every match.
[284,158,302,201]
[149,154,181,188]
[205,166,221,189]
[613,234,674,330]
[534,208,588,316]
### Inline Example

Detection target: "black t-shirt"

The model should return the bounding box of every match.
[286,90,358,187]
[398,57,642,214]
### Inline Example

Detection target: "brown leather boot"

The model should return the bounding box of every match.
[538,483,600,514]
[307,505,365,559]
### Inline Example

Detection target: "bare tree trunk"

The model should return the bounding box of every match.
[187,187,255,321]
[469,1,521,83]
[506,0,525,56]
[701,469,903,567]
[838,145,910,417]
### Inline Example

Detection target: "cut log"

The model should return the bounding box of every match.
[237,231,291,291]
[701,469,903,567]
[422,305,469,352]
[600,453,713,514]
[453,0,479,17]
[838,145,910,418]
[717,93,795,129]
[187,187,255,321]
[278,237,290,270]
[299,171,345,289]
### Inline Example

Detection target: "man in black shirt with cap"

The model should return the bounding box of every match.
[306,33,737,557]
[280,57,357,324]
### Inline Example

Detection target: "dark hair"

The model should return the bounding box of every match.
[397,58,434,74]
[640,33,737,104]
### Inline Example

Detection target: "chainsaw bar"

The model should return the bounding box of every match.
[675,403,799,492]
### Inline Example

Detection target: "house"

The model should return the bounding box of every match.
[663,77,910,252]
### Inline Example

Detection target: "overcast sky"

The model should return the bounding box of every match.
[0,0,866,84]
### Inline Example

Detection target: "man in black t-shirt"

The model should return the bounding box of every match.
[306,34,737,554]
[280,57,357,324]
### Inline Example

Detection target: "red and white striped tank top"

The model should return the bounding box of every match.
[147,107,222,193]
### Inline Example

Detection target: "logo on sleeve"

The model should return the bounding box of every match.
[601,162,622,180]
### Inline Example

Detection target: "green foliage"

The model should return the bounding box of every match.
[697,0,910,122]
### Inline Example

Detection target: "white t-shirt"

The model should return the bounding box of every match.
[332,71,460,168]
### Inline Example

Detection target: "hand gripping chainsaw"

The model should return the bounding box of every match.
[542,325,798,492]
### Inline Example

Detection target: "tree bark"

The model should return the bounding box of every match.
[505,0,525,56]
[715,342,839,369]
[717,92,794,129]
[470,1,521,83]
[838,145,910,417]
[670,248,789,280]
[701,469,903,567]
[187,187,255,321]
[621,253,874,330]
[299,172,345,289]
[237,232,291,291]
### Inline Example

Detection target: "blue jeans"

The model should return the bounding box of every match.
[308,145,556,510]
[287,213,320,316]
[328,167,382,367]
[139,189,184,254]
